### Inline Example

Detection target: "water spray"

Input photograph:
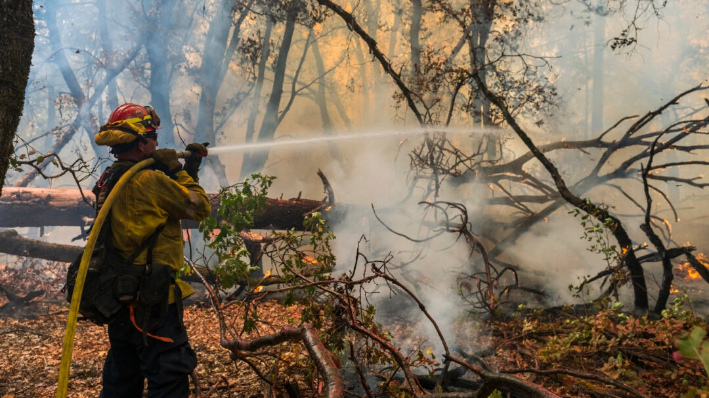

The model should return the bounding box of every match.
[206,126,502,156]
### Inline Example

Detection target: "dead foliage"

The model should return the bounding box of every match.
[0,258,707,397]
[486,302,709,398]
[0,299,309,398]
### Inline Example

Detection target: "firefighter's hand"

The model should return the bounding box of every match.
[185,142,209,158]
[184,143,208,180]
[152,149,182,174]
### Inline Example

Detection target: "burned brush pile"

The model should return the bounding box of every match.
[0,258,67,317]
[486,303,709,397]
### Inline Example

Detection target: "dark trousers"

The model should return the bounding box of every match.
[99,304,197,398]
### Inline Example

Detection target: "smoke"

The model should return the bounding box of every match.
[9,0,709,339]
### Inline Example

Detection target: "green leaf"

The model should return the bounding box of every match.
[487,390,503,398]
[676,326,709,376]
[677,327,706,359]
[283,290,295,307]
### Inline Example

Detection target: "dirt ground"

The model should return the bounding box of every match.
[0,301,307,398]
[1,259,708,398]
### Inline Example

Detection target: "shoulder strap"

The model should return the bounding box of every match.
[90,163,163,265]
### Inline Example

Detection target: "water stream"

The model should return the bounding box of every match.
[206,126,503,156]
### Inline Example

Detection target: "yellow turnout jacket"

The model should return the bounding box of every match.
[108,161,211,302]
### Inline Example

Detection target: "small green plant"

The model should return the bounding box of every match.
[569,201,628,302]
[602,352,642,386]
[675,326,709,397]
[199,173,275,289]
[569,201,621,267]
[663,293,695,321]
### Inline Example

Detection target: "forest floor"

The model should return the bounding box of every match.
[0,259,707,397]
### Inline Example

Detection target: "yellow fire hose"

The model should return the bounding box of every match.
[56,151,192,398]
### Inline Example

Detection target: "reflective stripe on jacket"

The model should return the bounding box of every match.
[108,161,211,302]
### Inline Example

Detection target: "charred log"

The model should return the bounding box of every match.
[0,188,95,228]
[0,187,325,229]
[0,282,45,312]
[221,325,344,398]
[0,229,81,262]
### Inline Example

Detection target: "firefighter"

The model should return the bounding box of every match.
[93,103,211,398]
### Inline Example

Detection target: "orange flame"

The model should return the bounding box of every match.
[303,255,319,265]
[676,253,705,281]
[254,286,264,293]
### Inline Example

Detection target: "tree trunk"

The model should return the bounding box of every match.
[584,27,590,138]
[591,0,605,134]
[240,8,297,176]
[0,187,325,230]
[195,0,253,185]
[377,5,401,117]
[0,229,80,263]
[365,0,382,119]
[45,1,108,162]
[46,86,57,150]
[311,34,343,164]
[241,17,273,180]
[96,0,119,112]
[0,0,34,196]
[410,0,422,69]
[146,0,178,148]
[330,88,354,131]
[469,0,496,156]
[44,1,86,105]
[194,0,237,186]
[353,38,371,123]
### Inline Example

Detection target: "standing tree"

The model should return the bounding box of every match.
[0,0,35,195]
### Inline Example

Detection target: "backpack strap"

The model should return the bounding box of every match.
[125,224,166,265]
[94,163,166,266]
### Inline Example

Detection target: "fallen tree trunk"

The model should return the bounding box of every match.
[0,187,324,229]
[0,187,95,228]
[0,230,212,285]
[0,229,81,262]
[221,325,344,398]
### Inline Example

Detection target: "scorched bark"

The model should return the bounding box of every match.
[0,187,324,229]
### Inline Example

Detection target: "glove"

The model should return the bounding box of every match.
[184,142,209,180]
[151,149,182,175]
[185,142,209,158]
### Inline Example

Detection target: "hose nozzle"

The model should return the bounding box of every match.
[178,150,208,159]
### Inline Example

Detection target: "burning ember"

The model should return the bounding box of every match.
[303,255,319,265]
[252,271,273,293]
[674,253,706,281]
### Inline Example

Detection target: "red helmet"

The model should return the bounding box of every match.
[107,103,161,131]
